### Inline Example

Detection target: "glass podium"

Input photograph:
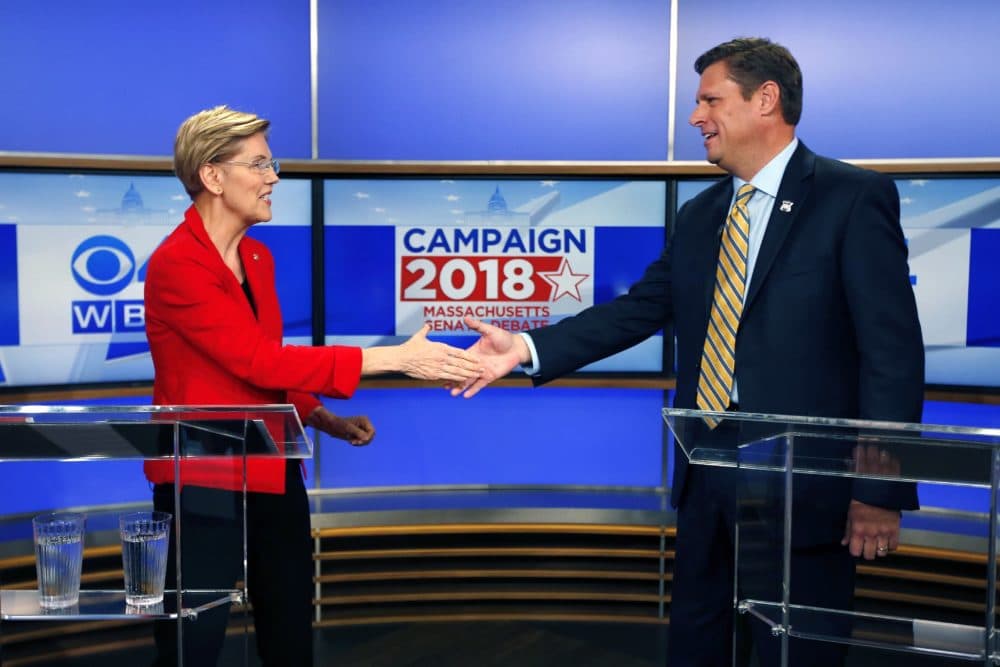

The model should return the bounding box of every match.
[663,407,1000,666]
[0,404,311,666]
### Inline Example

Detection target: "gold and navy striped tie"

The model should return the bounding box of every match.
[696,183,755,424]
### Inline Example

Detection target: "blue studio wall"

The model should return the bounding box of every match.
[2,0,998,160]
[0,1,312,157]
[1,1,999,516]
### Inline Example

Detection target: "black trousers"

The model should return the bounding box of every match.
[667,464,856,667]
[152,461,313,666]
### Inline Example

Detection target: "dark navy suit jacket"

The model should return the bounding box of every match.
[529,143,924,544]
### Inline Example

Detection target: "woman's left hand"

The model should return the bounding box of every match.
[306,406,375,446]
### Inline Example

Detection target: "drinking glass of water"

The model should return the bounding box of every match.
[32,512,85,609]
[119,511,172,607]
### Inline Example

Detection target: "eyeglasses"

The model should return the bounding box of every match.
[216,158,280,175]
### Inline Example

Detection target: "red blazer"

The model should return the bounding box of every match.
[143,205,362,493]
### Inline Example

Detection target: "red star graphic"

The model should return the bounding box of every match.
[540,258,589,302]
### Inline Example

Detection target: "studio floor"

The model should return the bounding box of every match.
[0,620,976,666]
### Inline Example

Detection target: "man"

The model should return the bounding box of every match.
[452,38,924,666]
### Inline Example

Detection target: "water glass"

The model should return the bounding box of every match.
[119,511,171,606]
[33,512,86,609]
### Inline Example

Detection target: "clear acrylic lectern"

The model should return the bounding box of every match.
[663,407,1000,666]
[0,404,311,666]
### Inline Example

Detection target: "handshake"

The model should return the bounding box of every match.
[367,315,527,398]
[319,316,526,447]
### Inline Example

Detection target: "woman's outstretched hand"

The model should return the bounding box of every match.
[395,324,484,381]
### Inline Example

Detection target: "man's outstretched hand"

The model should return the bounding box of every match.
[448,316,530,398]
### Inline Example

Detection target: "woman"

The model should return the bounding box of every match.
[143,105,481,666]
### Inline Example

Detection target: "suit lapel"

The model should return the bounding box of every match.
[700,181,734,317]
[744,144,816,311]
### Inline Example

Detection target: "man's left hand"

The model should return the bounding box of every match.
[841,499,899,560]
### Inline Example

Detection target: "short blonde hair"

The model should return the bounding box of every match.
[173,106,270,198]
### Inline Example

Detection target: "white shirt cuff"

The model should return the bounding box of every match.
[519,332,541,376]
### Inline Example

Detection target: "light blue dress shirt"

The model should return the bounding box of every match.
[727,137,798,401]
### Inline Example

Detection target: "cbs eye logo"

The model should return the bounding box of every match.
[69,235,145,335]
[71,235,136,296]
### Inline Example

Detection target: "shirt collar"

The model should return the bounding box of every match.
[733,137,799,199]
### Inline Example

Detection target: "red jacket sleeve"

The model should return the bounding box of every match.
[288,390,322,422]
[145,238,362,399]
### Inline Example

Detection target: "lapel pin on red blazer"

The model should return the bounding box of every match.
[252,252,259,261]
[779,200,794,213]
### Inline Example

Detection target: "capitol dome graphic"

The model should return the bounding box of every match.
[463,184,560,226]
[487,186,508,215]
[98,182,166,219]
[120,183,144,212]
